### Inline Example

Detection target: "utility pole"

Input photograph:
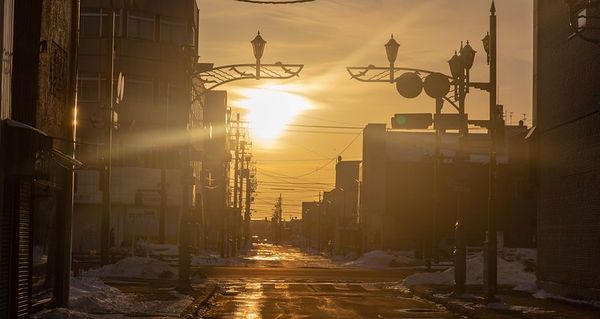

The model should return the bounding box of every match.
[317,192,321,252]
[233,114,240,209]
[454,43,468,294]
[238,141,246,210]
[243,158,253,247]
[277,194,282,243]
[485,0,499,301]
[431,97,444,270]
[100,4,115,266]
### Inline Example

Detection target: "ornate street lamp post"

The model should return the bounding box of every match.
[176,33,304,290]
[385,35,400,82]
[251,31,267,79]
[191,32,304,97]
[346,1,499,300]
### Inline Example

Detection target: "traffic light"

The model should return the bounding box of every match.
[391,113,433,129]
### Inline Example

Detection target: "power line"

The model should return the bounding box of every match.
[290,133,362,178]
[287,124,363,130]
[257,158,332,162]
[284,129,362,135]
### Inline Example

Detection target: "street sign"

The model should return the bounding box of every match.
[395,72,423,99]
[423,73,450,99]
[391,113,433,129]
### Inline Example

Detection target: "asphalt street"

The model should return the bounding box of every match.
[196,244,460,319]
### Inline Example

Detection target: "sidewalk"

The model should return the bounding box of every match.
[411,285,600,319]
[34,277,217,318]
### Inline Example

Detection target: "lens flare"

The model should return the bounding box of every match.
[234,84,312,147]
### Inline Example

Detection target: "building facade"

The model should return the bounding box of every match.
[359,123,535,256]
[73,0,201,252]
[0,0,79,316]
[534,0,600,300]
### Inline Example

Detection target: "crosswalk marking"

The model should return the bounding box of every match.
[220,281,384,294]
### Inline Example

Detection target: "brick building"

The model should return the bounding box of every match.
[534,0,600,300]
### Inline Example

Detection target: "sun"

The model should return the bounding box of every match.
[234,84,312,146]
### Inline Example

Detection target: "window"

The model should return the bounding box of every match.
[125,76,153,104]
[80,8,101,37]
[78,74,105,102]
[128,13,155,41]
[80,8,122,37]
[50,42,67,102]
[160,18,187,45]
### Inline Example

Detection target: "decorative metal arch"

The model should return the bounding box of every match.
[194,62,304,92]
[346,65,491,110]
[346,65,461,110]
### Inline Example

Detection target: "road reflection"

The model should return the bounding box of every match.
[244,243,335,268]
[232,281,263,319]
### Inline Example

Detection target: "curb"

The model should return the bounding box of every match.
[181,282,218,318]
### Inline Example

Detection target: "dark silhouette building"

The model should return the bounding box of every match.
[533,0,600,300]
[0,0,79,316]
[359,123,535,256]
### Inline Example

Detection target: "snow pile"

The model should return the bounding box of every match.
[530,289,600,308]
[139,242,179,256]
[33,308,96,319]
[402,251,536,288]
[344,250,415,268]
[69,276,134,314]
[85,257,176,279]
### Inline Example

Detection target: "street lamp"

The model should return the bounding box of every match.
[192,32,304,94]
[482,33,490,64]
[385,35,400,82]
[251,31,267,79]
[347,0,499,300]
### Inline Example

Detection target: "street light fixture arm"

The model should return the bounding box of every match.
[346,65,453,83]
[193,63,304,92]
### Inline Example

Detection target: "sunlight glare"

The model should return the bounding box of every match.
[234,84,312,147]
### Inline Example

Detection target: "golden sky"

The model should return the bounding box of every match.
[198,0,533,220]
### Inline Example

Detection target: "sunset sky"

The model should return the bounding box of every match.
[198,0,534,220]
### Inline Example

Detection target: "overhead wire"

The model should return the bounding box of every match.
[289,132,362,178]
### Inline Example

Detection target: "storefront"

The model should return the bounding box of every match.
[0,120,80,317]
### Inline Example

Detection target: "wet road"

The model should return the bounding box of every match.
[197,244,461,319]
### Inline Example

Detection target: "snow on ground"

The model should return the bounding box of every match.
[35,274,195,318]
[139,242,179,256]
[69,276,135,314]
[83,256,176,279]
[343,250,417,269]
[401,249,536,288]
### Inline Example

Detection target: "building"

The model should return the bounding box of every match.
[73,0,201,253]
[332,160,361,254]
[359,123,535,256]
[301,201,319,249]
[201,90,232,254]
[533,0,600,300]
[0,0,79,316]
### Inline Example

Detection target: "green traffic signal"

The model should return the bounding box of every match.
[391,113,433,129]
[394,115,407,127]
